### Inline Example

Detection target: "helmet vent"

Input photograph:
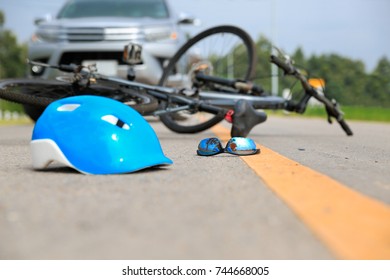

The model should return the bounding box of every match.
[101,115,130,130]
[57,104,81,112]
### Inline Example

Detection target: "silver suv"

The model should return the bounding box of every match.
[28,0,195,85]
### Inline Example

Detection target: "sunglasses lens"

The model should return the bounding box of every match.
[197,137,223,156]
[225,137,259,155]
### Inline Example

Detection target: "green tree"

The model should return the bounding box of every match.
[0,10,27,115]
[253,35,273,92]
[0,10,4,27]
[365,57,390,107]
[306,54,367,105]
[0,10,27,79]
[292,47,305,67]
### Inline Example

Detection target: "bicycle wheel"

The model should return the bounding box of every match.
[0,78,158,119]
[158,25,257,133]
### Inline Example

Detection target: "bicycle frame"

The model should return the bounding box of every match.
[102,74,286,111]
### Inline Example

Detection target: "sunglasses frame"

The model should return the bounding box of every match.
[197,137,260,156]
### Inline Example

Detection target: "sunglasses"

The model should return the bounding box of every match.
[197,137,260,156]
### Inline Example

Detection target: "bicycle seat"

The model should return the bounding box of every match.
[231,99,267,137]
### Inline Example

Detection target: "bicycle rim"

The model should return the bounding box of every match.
[158,25,257,134]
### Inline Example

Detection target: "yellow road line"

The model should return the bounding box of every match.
[212,124,390,259]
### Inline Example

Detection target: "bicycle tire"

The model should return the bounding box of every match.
[0,78,158,117]
[158,25,257,134]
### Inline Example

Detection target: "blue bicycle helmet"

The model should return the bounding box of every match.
[31,95,172,174]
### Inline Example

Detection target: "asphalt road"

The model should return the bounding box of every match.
[0,116,389,260]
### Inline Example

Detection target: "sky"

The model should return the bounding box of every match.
[0,0,389,71]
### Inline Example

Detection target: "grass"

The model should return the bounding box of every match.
[0,117,32,126]
[303,106,390,122]
[0,106,389,127]
[267,105,390,123]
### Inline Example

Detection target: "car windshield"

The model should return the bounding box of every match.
[57,0,169,19]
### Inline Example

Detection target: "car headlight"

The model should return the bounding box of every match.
[144,27,177,43]
[31,25,67,43]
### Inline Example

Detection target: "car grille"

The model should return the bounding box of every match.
[65,27,144,42]
[59,51,125,65]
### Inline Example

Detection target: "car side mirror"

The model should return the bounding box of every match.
[34,14,53,25]
[123,43,143,65]
[34,18,45,25]
[177,13,201,25]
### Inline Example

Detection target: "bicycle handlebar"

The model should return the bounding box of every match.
[270,55,297,75]
[270,54,353,136]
